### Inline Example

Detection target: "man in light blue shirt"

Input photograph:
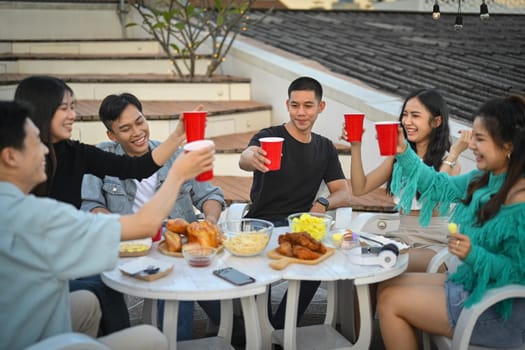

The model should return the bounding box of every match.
[81,93,225,339]
[0,101,214,349]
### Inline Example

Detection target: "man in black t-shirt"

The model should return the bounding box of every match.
[239,76,351,329]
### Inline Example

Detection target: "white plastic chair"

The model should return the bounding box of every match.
[350,211,400,235]
[224,202,353,229]
[422,248,525,350]
[25,333,110,350]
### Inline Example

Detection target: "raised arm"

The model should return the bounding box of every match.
[350,141,394,196]
[439,129,472,175]
[150,114,186,166]
[119,144,214,240]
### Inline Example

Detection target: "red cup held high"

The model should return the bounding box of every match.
[183,111,207,142]
[374,121,400,156]
[344,113,365,142]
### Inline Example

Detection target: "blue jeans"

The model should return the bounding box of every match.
[157,300,194,341]
[157,300,221,341]
[446,280,525,348]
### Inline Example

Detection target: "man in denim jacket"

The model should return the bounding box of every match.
[81,93,224,339]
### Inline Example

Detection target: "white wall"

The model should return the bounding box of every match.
[0,2,149,40]
[220,37,476,175]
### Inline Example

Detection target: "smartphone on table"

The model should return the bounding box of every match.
[213,267,256,286]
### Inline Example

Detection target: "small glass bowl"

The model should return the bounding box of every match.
[287,212,333,241]
[182,246,217,267]
[219,219,274,257]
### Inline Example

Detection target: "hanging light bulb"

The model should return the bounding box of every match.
[454,14,463,30]
[432,0,441,20]
[480,0,490,20]
[454,0,463,31]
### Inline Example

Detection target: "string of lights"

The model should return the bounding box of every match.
[432,0,490,29]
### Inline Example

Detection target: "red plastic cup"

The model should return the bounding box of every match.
[344,113,365,142]
[153,227,162,242]
[375,121,400,156]
[259,137,284,171]
[183,111,207,142]
[183,139,214,181]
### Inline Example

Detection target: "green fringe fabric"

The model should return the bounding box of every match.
[392,147,525,319]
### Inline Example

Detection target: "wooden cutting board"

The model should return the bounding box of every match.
[158,240,224,257]
[267,247,336,270]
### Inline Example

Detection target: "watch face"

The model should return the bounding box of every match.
[317,197,329,209]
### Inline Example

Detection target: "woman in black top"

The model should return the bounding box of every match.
[14,76,186,335]
[15,76,184,208]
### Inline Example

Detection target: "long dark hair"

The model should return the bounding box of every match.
[463,94,525,225]
[387,88,451,193]
[14,76,73,196]
[401,89,451,170]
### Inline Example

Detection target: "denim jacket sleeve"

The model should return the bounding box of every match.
[81,173,107,212]
[189,180,226,211]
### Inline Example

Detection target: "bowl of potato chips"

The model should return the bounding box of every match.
[219,219,274,257]
[287,212,334,241]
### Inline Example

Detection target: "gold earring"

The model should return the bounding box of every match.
[507,152,511,159]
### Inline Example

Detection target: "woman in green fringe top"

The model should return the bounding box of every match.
[376,95,525,349]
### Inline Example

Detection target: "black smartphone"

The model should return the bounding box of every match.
[213,267,256,286]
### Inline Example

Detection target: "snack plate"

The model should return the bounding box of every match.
[119,238,152,257]
[119,256,173,281]
[158,240,224,257]
[267,247,336,270]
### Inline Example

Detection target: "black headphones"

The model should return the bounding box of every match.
[361,243,399,256]
[381,243,400,256]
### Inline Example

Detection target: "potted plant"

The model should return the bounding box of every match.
[127,0,274,79]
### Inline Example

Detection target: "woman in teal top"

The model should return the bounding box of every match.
[377,94,525,349]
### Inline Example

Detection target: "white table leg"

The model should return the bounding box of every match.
[352,284,372,350]
[256,286,274,350]
[217,299,233,342]
[324,281,337,327]
[283,280,300,350]
[240,295,262,350]
[163,300,179,350]
[142,298,158,327]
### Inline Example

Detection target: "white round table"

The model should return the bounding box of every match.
[102,241,282,350]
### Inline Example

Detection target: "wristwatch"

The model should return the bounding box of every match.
[315,197,330,211]
[443,160,456,168]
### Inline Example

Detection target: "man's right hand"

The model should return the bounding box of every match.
[242,145,271,172]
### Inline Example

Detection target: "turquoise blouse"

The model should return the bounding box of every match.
[392,146,525,319]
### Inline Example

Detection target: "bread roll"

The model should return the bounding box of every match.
[164,230,182,252]
[166,218,189,234]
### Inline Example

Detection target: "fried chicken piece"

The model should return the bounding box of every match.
[279,232,327,254]
[277,241,293,257]
[164,230,182,252]
[292,245,321,260]
[186,221,222,248]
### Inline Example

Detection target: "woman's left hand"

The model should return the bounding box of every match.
[448,232,471,259]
